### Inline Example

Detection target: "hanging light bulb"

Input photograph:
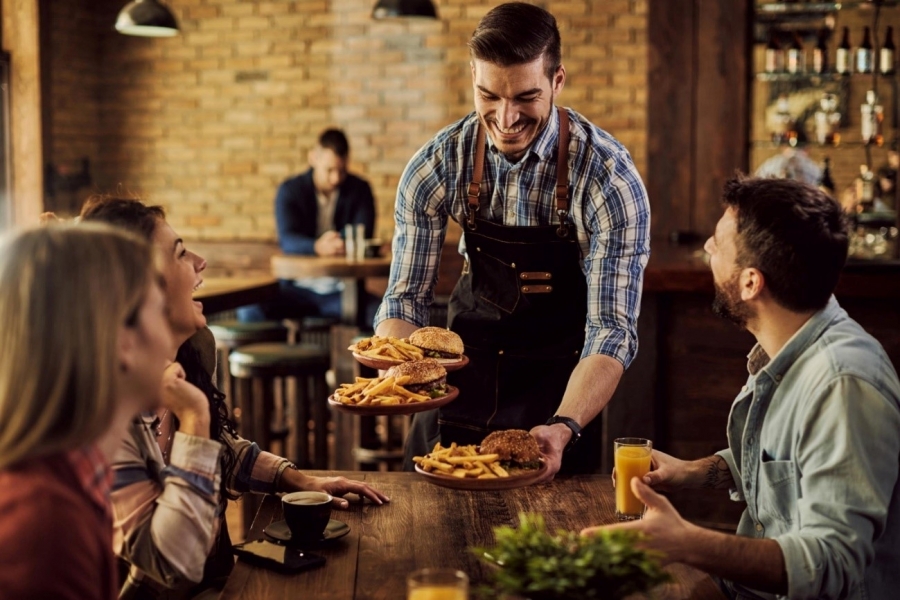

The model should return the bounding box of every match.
[372,0,438,20]
[115,0,179,37]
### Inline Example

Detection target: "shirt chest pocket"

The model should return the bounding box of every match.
[757,459,799,530]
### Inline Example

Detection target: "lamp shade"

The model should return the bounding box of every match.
[372,0,438,19]
[115,0,179,37]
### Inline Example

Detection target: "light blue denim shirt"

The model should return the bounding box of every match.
[716,296,900,600]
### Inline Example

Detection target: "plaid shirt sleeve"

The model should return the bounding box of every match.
[374,141,450,329]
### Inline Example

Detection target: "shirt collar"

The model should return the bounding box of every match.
[484,106,560,163]
[746,295,842,380]
[64,444,113,519]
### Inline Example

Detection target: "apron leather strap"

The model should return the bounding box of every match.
[466,107,570,233]
[467,125,487,229]
[555,108,571,238]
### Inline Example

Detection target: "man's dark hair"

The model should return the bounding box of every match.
[722,174,850,313]
[468,2,561,80]
[318,128,350,159]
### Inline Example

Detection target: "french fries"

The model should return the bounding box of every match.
[412,442,509,479]
[349,335,424,362]
[332,374,432,406]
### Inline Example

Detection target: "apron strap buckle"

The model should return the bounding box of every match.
[556,208,569,238]
[466,181,481,229]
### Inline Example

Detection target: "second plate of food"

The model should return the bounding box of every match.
[414,461,547,491]
[328,385,459,416]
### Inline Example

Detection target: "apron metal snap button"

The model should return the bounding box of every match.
[498,350,504,355]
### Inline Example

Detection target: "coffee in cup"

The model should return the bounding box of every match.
[282,491,333,545]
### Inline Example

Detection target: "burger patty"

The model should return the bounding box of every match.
[405,375,447,398]
[422,349,461,359]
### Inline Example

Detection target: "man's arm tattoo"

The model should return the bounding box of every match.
[701,455,732,489]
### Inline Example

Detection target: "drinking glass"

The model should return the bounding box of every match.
[614,437,653,521]
[344,224,356,262]
[406,568,468,600]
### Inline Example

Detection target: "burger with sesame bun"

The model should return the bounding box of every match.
[408,327,464,360]
[384,358,448,399]
[480,429,543,472]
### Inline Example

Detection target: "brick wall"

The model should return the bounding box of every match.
[44,0,648,245]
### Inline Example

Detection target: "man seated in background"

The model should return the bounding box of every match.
[238,128,380,327]
[584,176,900,600]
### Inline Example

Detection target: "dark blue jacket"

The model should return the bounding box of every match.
[274,168,376,255]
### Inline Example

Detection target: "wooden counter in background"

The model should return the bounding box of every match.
[606,240,900,529]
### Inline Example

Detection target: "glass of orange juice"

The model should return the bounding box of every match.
[614,437,653,521]
[406,568,468,600]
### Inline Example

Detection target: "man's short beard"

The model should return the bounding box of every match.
[712,275,753,329]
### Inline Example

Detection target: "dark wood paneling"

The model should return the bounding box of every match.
[648,0,695,238]
[694,0,751,236]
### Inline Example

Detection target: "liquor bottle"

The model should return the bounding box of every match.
[812,28,829,74]
[857,165,875,212]
[881,26,895,75]
[814,93,841,146]
[836,27,851,75]
[857,26,874,74]
[765,32,784,73]
[819,157,836,197]
[787,32,804,74]
[861,90,884,146]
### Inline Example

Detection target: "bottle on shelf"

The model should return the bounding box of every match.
[881,26,895,76]
[765,31,785,73]
[814,93,841,146]
[819,157,836,198]
[861,90,884,146]
[772,94,795,146]
[857,165,875,213]
[836,27,852,75]
[812,28,829,74]
[857,26,874,75]
[787,32,804,74]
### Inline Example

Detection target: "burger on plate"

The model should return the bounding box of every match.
[384,358,448,399]
[408,327,464,360]
[480,429,543,471]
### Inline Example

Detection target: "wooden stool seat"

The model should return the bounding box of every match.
[209,320,288,346]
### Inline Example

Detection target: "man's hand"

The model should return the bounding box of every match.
[160,362,210,437]
[582,477,697,565]
[314,230,345,257]
[529,424,571,482]
[281,470,391,509]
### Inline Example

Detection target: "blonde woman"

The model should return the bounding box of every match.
[0,224,176,599]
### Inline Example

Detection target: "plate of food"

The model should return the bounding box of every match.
[349,327,469,372]
[413,430,547,490]
[329,359,459,416]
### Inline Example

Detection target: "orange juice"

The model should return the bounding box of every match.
[407,587,467,600]
[614,440,652,519]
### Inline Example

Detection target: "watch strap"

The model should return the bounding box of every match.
[545,415,582,451]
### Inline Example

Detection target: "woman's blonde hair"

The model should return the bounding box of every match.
[0,223,155,469]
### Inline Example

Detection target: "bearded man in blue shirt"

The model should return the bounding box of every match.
[585,176,900,600]
[374,2,650,478]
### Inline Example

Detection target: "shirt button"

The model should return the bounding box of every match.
[755,523,763,532]
[774,374,782,383]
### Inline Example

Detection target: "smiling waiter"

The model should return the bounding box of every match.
[374,2,650,479]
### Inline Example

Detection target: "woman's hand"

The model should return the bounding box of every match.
[282,470,390,509]
[160,362,210,437]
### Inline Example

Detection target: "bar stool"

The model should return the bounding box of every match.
[208,320,288,422]
[228,342,331,468]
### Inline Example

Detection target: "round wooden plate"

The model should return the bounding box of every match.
[328,385,459,416]
[351,353,470,372]
[414,460,548,491]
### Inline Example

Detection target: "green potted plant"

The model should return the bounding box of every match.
[472,513,670,600]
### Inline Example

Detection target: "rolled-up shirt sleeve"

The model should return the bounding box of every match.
[113,431,223,586]
[775,376,900,600]
[374,143,448,329]
[579,151,650,368]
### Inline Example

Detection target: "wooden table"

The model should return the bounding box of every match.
[219,471,725,600]
[194,277,279,315]
[270,254,393,327]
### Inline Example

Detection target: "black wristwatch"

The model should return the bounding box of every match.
[545,415,582,451]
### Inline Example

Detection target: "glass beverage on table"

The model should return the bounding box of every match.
[614,437,652,521]
[407,568,468,600]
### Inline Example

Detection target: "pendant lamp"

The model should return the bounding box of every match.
[115,0,179,37]
[372,0,438,19]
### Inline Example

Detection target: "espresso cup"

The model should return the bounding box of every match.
[282,491,333,545]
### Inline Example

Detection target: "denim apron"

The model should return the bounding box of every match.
[404,108,601,473]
